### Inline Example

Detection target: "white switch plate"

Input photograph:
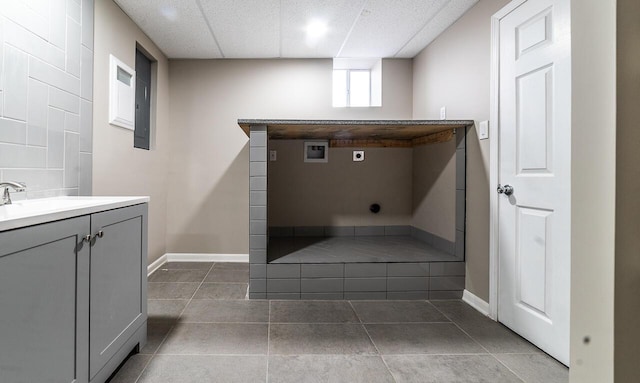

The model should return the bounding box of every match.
[269,150,277,161]
[440,106,446,120]
[353,150,365,162]
[478,120,489,140]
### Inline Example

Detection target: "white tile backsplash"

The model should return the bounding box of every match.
[78,151,91,195]
[79,98,92,152]
[26,0,50,17]
[63,131,79,188]
[66,0,80,23]
[4,18,66,70]
[29,56,81,96]
[48,86,80,113]
[0,143,46,168]
[2,169,63,191]
[0,118,27,145]
[0,18,4,91]
[81,0,93,49]
[47,107,65,168]
[64,111,80,133]
[0,1,92,197]
[80,45,93,100]
[48,0,66,49]
[0,0,49,41]
[3,45,29,120]
[27,79,49,146]
[65,17,81,77]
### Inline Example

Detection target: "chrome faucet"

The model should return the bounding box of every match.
[0,181,27,206]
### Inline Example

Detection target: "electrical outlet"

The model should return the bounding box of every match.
[440,106,446,120]
[353,150,365,162]
[269,150,277,161]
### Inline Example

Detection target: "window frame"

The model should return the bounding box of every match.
[333,68,372,108]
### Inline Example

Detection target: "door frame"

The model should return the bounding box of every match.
[488,0,528,320]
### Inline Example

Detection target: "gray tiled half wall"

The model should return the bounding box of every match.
[247,125,467,299]
[249,126,268,266]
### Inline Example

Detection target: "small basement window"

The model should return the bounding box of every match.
[332,58,382,108]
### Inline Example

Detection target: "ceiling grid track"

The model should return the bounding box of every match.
[195,0,226,58]
[336,0,370,58]
[392,0,452,58]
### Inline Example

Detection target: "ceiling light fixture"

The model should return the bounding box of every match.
[306,20,328,39]
[159,5,178,22]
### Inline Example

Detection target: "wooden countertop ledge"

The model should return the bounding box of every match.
[238,119,474,147]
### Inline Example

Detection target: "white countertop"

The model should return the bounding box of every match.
[0,196,149,232]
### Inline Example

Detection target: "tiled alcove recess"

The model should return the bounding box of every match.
[0,0,94,198]
[245,119,471,300]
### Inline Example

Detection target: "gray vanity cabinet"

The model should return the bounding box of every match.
[0,216,90,383]
[0,203,148,383]
[89,204,147,381]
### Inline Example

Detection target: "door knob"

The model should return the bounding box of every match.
[497,184,514,196]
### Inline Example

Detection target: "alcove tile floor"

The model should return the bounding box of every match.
[108,262,568,383]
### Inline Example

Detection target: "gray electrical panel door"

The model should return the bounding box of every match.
[0,216,90,383]
[89,204,147,379]
[134,49,151,150]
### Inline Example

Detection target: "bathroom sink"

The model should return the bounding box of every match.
[0,196,149,231]
[1,197,113,217]
[9,197,113,211]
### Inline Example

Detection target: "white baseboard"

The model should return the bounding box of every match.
[165,253,249,263]
[147,254,167,276]
[147,253,249,277]
[462,289,491,317]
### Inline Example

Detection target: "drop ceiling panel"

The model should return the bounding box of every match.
[113,0,479,59]
[395,0,479,58]
[199,0,280,58]
[338,0,447,58]
[280,0,367,58]
[114,0,223,58]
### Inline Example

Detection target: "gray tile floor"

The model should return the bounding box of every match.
[108,262,568,383]
[268,236,460,263]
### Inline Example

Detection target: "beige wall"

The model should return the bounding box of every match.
[411,0,510,300]
[268,141,412,227]
[167,59,413,254]
[93,0,170,264]
[268,137,457,236]
[615,0,639,381]
[411,140,456,241]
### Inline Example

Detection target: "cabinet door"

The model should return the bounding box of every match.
[89,204,147,379]
[0,217,90,383]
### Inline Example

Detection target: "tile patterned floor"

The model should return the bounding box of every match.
[268,236,459,263]
[108,262,568,383]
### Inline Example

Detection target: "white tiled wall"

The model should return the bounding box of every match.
[0,0,93,199]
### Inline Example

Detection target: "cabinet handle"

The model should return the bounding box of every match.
[82,231,103,245]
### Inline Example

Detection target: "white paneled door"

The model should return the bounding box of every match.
[497,0,571,365]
